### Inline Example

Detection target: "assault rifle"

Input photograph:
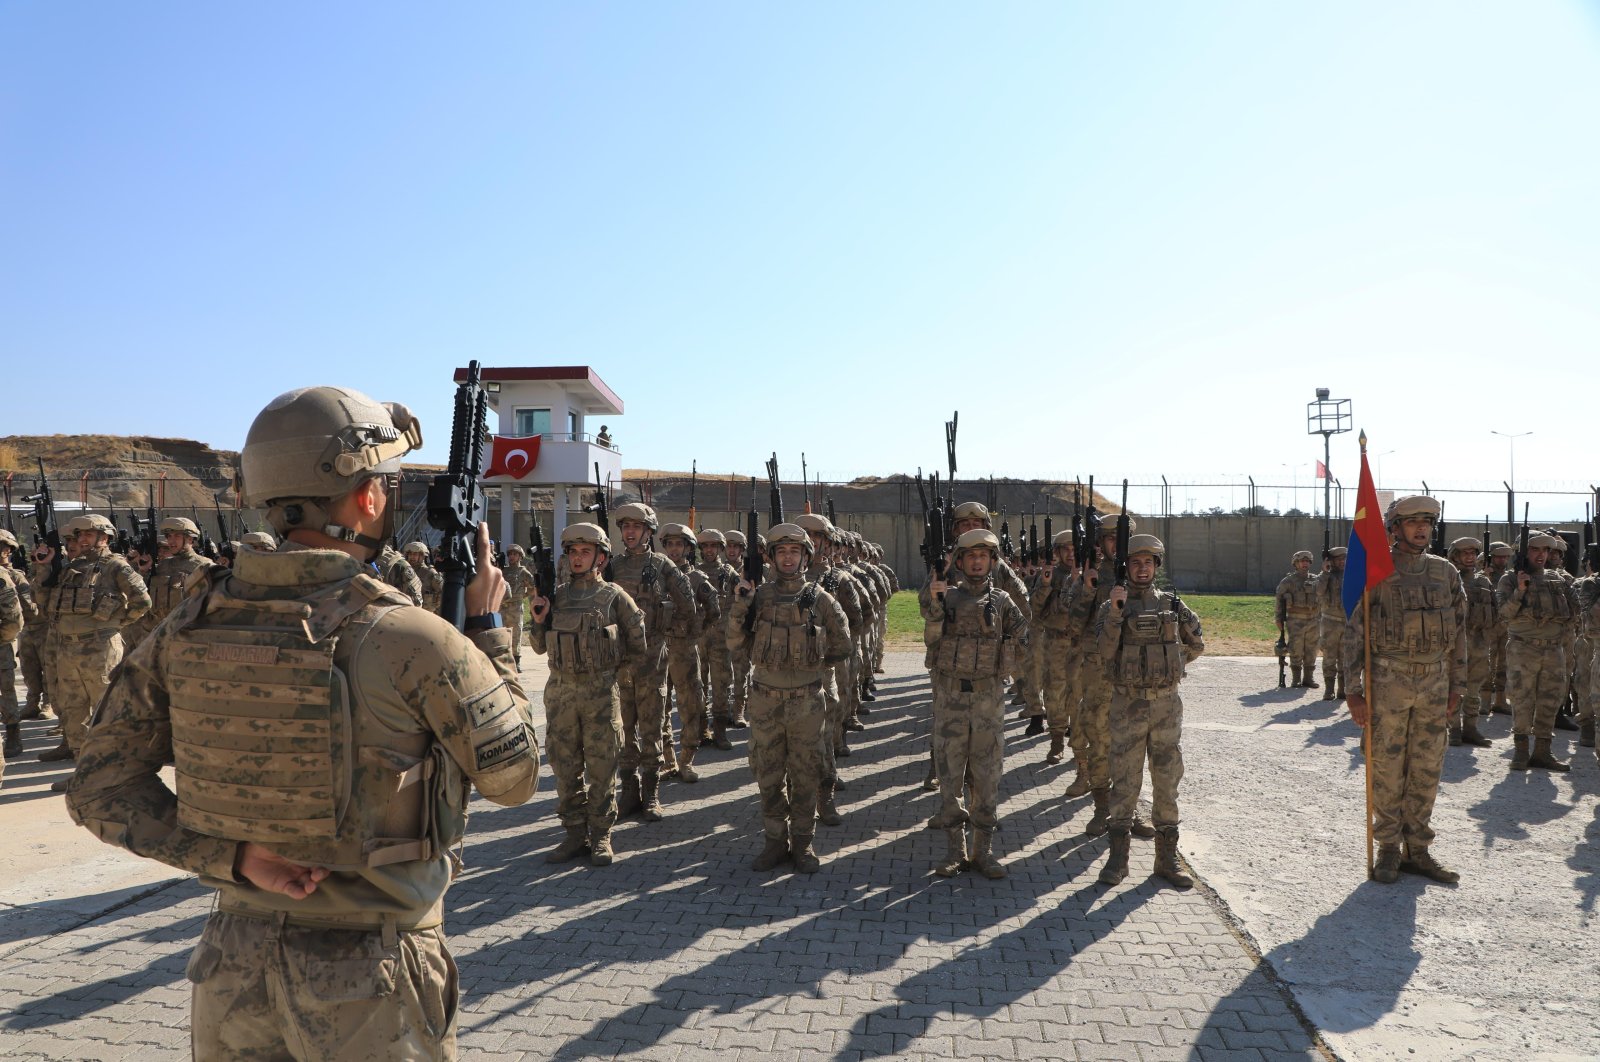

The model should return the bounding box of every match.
[1082,476,1102,573]
[1513,503,1533,579]
[944,412,958,535]
[1276,635,1289,688]
[1430,503,1447,557]
[27,460,63,585]
[689,460,698,530]
[743,477,763,588]
[916,469,949,580]
[826,496,836,528]
[1071,481,1085,566]
[214,496,237,563]
[529,513,557,617]
[765,453,784,527]
[1,474,12,536]
[1482,518,1491,569]
[999,514,1014,562]
[1029,508,1040,568]
[1043,514,1054,566]
[426,359,489,630]
[800,453,810,515]
[1113,479,1131,588]
[140,489,160,563]
[584,461,609,533]
[109,503,132,555]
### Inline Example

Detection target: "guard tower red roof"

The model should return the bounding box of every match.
[452,365,623,415]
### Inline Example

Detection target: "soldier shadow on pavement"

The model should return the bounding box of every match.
[1465,767,1570,848]
[1194,883,1419,1052]
[1264,698,1344,728]
[1237,688,1310,709]
[1566,804,1600,916]
[0,879,194,951]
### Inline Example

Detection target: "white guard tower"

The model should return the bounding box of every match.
[453,365,624,548]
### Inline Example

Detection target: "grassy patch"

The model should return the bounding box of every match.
[886,590,926,645]
[1182,593,1277,655]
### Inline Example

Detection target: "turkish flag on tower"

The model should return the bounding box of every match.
[1315,460,1328,480]
[485,435,541,480]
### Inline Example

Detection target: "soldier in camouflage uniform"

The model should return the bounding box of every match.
[1275,550,1321,688]
[529,522,646,866]
[723,529,753,728]
[136,517,215,646]
[1576,547,1600,751]
[868,541,898,676]
[727,523,851,873]
[658,524,718,783]
[695,528,740,750]
[1065,517,1136,831]
[607,503,699,821]
[498,543,535,667]
[0,531,36,759]
[920,528,1028,879]
[1447,537,1496,748]
[376,541,424,607]
[39,513,151,781]
[1314,547,1347,699]
[1496,531,1578,772]
[1344,495,1466,884]
[1094,535,1205,888]
[0,547,23,779]
[1484,542,1513,713]
[67,384,538,1060]
[797,513,862,826]
[949,502,1041,735]
[1032,530,1081,765]
[240,531,277,551]
[404,540,445,614]
[21,540,56,722]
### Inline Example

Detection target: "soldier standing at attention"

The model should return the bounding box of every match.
[948,503,1040,734]
[375,540,424,607]
[500,543,536,668]
[1447,537,1496,748]
[136,518,215,646]
[1094,535,1204,888]
[921,529,1028,879]
[1575,547,1600,751]
[0,530,36,760]
[40,513,151,783]
[529,522,646,866]
[723,529,753,729]
[67,384,538,1060]
[726,523,851,873]
[695,528,740,750]
[0,553,22,781]
[1314,547,1347,699]
[1275,550,1321,688]
[1496,531,1579,772]
[1066,517,1136,834]
[19,536,52,724]
[796,513,861,826]
[607,503,698,821]
[240,531,277,551]
[658,523,718,783]
[404,540,445,614]
[1344,495,1466,885]
[1483,542,1513,714]
[1032,530,1080,766]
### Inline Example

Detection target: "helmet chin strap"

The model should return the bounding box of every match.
[320,522,387,556]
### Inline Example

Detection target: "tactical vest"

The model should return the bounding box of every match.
[1109,595,1185,689]
[1372,565,1458,658]
[1515,573,1574,627]
[165,570,465,871]
[934,586,1012,680]
[54,558,118,619]
[1281,574,1318,618]
[751,582,825,672]
[1463,574,1497,632]
[149,553,205,623]
[611,552,674,634]
[546,583,625,674]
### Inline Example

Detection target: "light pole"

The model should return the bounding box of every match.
[1490,430,1532,493]
[1374,450,1395,486]
[1307,388,1352,553]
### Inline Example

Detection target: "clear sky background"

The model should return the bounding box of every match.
[4,3,1598,519]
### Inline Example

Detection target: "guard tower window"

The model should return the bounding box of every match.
[515,408,551,436]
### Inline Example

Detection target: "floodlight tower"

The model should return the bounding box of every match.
[1307,387,1352,553]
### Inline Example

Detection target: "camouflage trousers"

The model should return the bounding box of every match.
[1021,633,1045,718]
[1041,629,1081,740]
[1075,653,1112,789]
[616,641,668,775]
[1318,614,1344,687]
[544,671,624,833]
[19,626,48,715]
[664,637,707,751]
[1573,636,1592,725]
[730,644,752,721]
[1284,616,1318,673]
[873,610,886,670]
[52,628,122,754]
[1461,630,1496,724]
[819,664,843,782]
[188,911,457,1060]
[1366,657,1449,848]
[747,678,825,839]
[503,602,526,661]
[930,673,1005,832]
[1485,633,1508,696]
[1108,685,1184,829]
[1508,637,1567,739]
[0,645,17,727]
[699,631,734,724]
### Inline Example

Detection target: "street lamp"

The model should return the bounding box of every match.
[1490,430,1532,493]
[1374,450,1395,486]
[1307,388,1352,552]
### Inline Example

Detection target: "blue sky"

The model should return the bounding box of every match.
[4,3,1598,518]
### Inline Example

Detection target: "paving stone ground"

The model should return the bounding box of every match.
[11,649,1590,1060]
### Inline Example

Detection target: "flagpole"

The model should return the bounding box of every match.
[1358,429,1376,880]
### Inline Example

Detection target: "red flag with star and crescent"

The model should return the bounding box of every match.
[485,435,541,480]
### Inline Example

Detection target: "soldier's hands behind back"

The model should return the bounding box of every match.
[237,842,330,900]
[466,521,507,616]
[1346,693,1370,728]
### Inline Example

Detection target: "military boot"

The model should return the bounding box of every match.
[1024,715,1045,737]
[1322,665,1338,699]
[1581,719,1596,749]
[3,723,21,759]
[790,833,820,874]
[1461,717,1493,748]
[1492,694,1511,715]
[711,718,733,751]
[1399,845,1459,884]
[752,828,790,871]
[1153,827,1194,889]
[640,771,665,821]
[1097,827,1130,885]
[588,829,614,867]
[1064,765,1093,798]
[1289,664,1302,687]
[861,678,876,703]
[660,741,679,780]
[1335,678,1346,701]
[1302,668,1319,689]
[678,747,700,784]
[1510,735,1530,771]
[1045,734,1066,765]
[1130,814,1156,840]
[817,783,843,826]
[36,741,73,763]
[1085,788,1110,837]
[1555,710,1579,732]
[934,827,968,878]
[923,752,939,792]
[545,826,589,864]
[1529,737,1570,772]
[1373,844,1402,884]
[1448,722,1463,747]
[970,829,1006,879]
[617,770,642,816]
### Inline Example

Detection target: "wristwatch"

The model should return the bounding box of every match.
[465,612,504,631]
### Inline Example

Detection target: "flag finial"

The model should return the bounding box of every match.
[1358,429,1367,451]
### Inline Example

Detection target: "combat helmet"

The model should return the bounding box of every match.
[724,529,747,548]
[951,502,992,528]
[238,385,421,550]
[696,528,726,547]
[658,523,694,544]
[613,502,658,530]
[766,523,813,556]
[1384,495,1440,528]
[1127,534,1165,565]
[561,522,611,554]
[403,540,429,556]
[159,516,200,538]
[1447,537,1481,559]
[952,528,1000,560]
